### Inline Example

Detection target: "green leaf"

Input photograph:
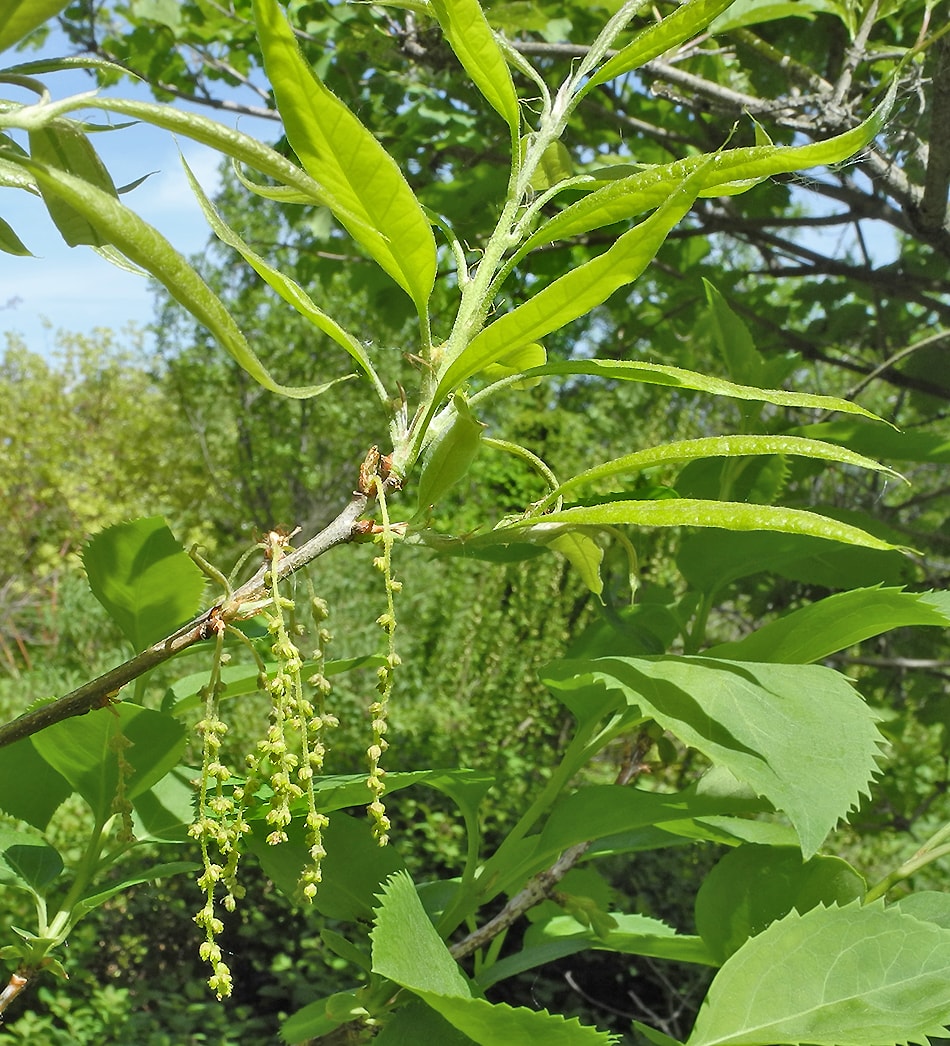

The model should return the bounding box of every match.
[281,990,370,1045]
[82,517,204,651]
[253,0,436,310]
[702,279,769,387]
[0,731,72,829]
[581,0,738,95]
[794,419,950,463]
[0,840,64,893]
[537,435,900,511]
[372,872,615,1044]
[0,215,31,255]
[507,358,885,423]
[132,766,198,843]
[180,155,384,398]
[414,393,485,510]
[13,157,348,399]
[28,121,118,246]
[686,903,950,1045]
[694,844,866,963]
[31,704,187,825]
[707,586,950,663]
[374,998,477,1045]
[437,176,702,395]
[248,812,405,918]
[73,861,199,920]
[502,499,903,555]
[480,912,714,990]
[548,531,604,597]
[0,0,71,51]
[543,657,884,856]
[528,80,896,250]
[428,0,520,134]
[677,527,913,594]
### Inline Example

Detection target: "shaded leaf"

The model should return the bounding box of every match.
[82,517,204,651]
[694,844,866,962]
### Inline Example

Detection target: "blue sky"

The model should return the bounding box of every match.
[1,30,276,356]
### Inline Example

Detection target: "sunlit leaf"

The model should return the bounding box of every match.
[687,903,950,1045]
[253,0,436,310]
[0,0,71,51]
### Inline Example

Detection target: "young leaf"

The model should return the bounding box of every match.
[525,80,896,252]
[0,0,71,52]
[0,215,32,255]
[686,903,950,1045]
[15,158,346,399]
[543,657,884,857]
[253,0,436,311]
[580,0,738,96]
[180,156,386,400]
[694,844,866,963]
[82,517,204,651]
[1,841,64,893]
[31,704,187,825]
[503,500,904,554]
[437,173,704,395]
[428,0,520,135]
[706,587,950,664]
[536,435,902,511]
[497,358,886,423]
[28,120,118,246]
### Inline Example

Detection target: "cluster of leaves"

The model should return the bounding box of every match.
[1,0,949,1043]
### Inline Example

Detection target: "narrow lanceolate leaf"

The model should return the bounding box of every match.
[707,586,950,664]
[580,0,738,96]
[543,657,884,856]
[535,435,902,511]
[526,80,897,251]
[429,0,520,135]
[0,0,71,52]
[492,358,885,424]
[502,500,904,554]
[437,172,703,397]
[29,121,117,246]
[0,216,31,255]
[18,159,348,399]
[686,903,950,1045]
[181,157,387,401]
[253,0,436,310]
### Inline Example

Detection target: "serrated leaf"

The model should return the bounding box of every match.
[429,0,520,134]
[82,517,204,651]
[694,845,866,963]
[686,903,950,1045]
[31,703,187,825]
[373,870,472,995]
[707,587,950,663]
[253,0,436,310]
[543,657,884,856]
[372,872,615,1043]
[0,0,71,51]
